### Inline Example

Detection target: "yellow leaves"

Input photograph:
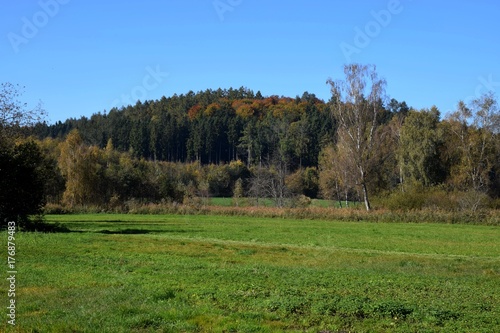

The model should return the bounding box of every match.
[64,129,84,147]
[204,103,220,116]
[268,98,305,119]
[231,99,254,118]
[229,159,245,167]
[235,104,254,118]
[58,129,106,207]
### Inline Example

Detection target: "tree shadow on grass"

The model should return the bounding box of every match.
[99,229,151,235]
[98,228,201,235]
[22,220,72,233]
[24,226,200,235]
[20,217,202,234]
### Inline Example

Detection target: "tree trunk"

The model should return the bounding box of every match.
[399,165,404,192]
[361,182,371,211]
[247,146,251,167]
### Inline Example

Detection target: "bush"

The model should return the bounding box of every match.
[295,195,312,208]
[285,169,305,196]
[204,164,231,197]
[1,139,48,228]
[285,168,319,198]
[232,178,245,207]
[379,186,493,213]
[383,189,427,211]
[489,198,500,209]
[455,191,489,212]
[44,203,71,215]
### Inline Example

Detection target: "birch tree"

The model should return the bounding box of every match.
[0,82,46,137]
[327,64,386,210]
[448,93,499,192]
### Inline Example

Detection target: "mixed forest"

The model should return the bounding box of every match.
[1,64,500,227]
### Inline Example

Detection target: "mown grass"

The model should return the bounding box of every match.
[2,214,499,332]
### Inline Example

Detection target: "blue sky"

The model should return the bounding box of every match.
[1,0,499,123]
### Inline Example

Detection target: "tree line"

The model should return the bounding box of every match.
[1,64,500,227]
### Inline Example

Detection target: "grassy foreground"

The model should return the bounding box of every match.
[2,214,499,332]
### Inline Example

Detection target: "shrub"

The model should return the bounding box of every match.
[295,195,312,208]
[44,203,70,215]
[285,169,305,196]
[286,168,319,198]
[232,178,244,207]
[204,164,231,197]
[383,189,427,211]
[489,198,500,209]
[379,186,493,213]
[455,191,489,212]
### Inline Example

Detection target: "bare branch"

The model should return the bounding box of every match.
[0,82,47,137]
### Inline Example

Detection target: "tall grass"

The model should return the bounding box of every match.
[45,201,500,226]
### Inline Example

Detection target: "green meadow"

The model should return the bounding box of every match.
[2,214,499,332]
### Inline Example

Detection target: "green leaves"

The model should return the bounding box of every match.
[398,108,444,188]
[0,139,47,227]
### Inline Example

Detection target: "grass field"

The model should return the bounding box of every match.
[2,214,499,332]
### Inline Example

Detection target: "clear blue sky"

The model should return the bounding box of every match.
[1,0,499,123]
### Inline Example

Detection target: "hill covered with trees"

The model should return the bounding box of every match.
[35,87,333,168]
